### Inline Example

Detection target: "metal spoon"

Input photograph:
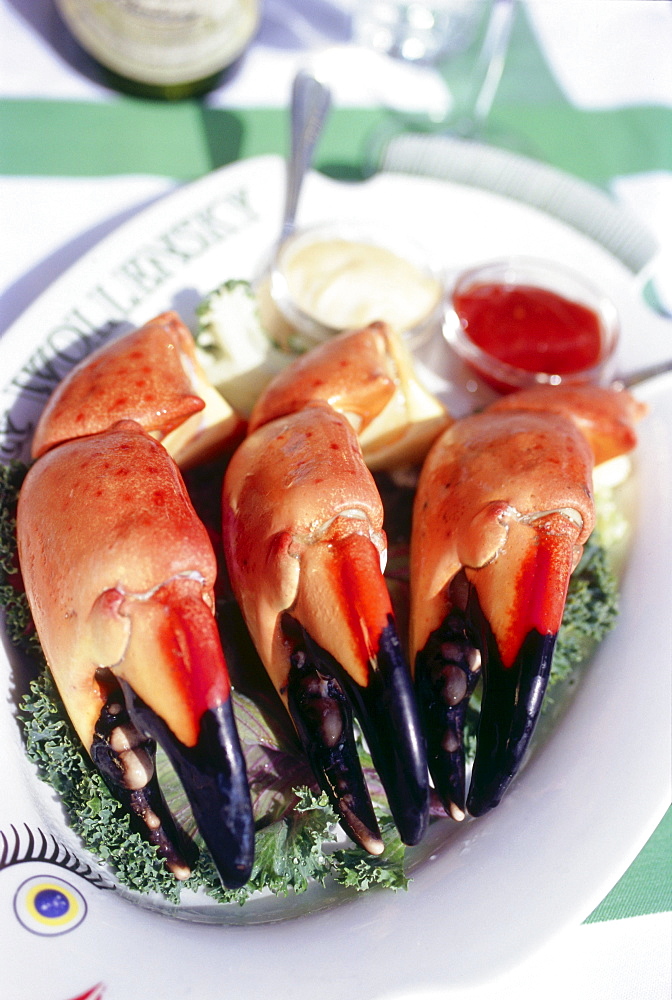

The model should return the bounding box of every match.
[278,68,332,248]
[619,357,672,389]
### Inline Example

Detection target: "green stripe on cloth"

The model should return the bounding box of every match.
[0,99,381,182]
[488,104,672,187]
[0,99,242,179]
[1,98,671,189]
[586,806,672,923]
[488,3,672,183]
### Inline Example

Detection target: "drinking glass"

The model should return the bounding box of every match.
[352,0,516,141]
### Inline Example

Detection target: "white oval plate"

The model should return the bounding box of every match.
[1,155,670,1000]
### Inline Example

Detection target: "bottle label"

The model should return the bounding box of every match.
[56,0,260,86]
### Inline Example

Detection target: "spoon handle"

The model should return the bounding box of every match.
[620,357,672,389]
[281,70,332,244]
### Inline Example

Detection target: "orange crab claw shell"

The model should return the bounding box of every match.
[490,383,646,465]
[248,321,451,472]
[31,313,206,459]
[411,507,584,820]
[287,522,430,847]
[18,418,254,887]
[88,577,255,889]
[464,510,584,816]
[291,527,393,689]
[109,578,231,748]
[116,586,254,887]
[410,401,597,820]
[464,508,584,670]
[247,322,397,436]
[223,401,387,694]
[18,419,225,748]
[223,401,429,848]
[409,407,596,663]
[31,310,245,470]
[410,382,645,820]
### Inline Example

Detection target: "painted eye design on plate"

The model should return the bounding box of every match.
[13,872,87,936]
[0,823,113,889]
[1,823,114,937]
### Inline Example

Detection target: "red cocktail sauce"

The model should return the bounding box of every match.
[453,282,605,392]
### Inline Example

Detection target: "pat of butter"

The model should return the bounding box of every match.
[283,239,442,334]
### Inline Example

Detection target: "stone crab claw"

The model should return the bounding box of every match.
[17,313,254,889]
[222,323,450,853]
[410,384,645,820]
[31,310,244,469]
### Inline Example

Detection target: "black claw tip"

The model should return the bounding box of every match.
[354,622,430,846]
[467,628,556,817]
[286,614,429,850]
[92,692,197,878]
[122,684,255,890]
[414,612,481,820]
[287,644,383,854]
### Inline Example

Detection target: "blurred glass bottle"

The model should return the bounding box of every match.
[55,0,261,100]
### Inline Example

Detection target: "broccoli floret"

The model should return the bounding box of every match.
[194,279,288,416]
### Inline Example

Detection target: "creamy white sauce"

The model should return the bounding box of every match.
[283,239,442,334]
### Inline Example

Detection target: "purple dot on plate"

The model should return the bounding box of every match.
[34,887,70,919]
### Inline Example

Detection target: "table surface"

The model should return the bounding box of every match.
[0,3,670,999]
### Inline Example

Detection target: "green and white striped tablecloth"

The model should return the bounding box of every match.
[1,2,670,998]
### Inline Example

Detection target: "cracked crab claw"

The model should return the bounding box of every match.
[410,384,645,820]
[18,420,254,887]
[223,402,428,853]
[31,310,244,469]
[222,322,449,854]
[17,313,254,889]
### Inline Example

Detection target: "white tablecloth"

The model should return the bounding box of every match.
[1,3,670,999]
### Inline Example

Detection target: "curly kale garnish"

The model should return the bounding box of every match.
[180,787,341,905]
[0,460,42,657]
[553,534,619,680]
[331,821,409,891]
[20,667,186,903]
[19,669,409,904]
